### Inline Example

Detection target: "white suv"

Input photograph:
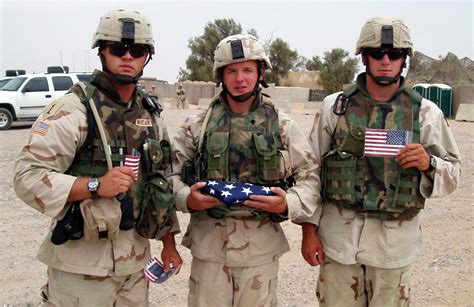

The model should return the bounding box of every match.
[0,72,91,130]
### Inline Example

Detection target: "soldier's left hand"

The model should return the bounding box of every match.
[397,143,430,171]
[243,187,287,214]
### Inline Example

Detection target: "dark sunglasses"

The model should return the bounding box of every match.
[366,49,405,61]
[106,43,148,58]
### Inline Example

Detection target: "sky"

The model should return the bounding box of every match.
[1,0,473,83]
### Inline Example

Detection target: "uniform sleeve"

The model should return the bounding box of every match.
[13,93,88,218]
[168,113,205,213]
[306,93,341,225]
[278,111,321,224]
[419,99,461,198]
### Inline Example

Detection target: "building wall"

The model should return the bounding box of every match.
[280,71,323,89]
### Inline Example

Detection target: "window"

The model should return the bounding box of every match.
[77,74,92,82]
[52,76,73,91]
[2,77,27,91]
[23,77,49,92]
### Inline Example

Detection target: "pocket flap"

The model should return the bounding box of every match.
[253,133,277,157]
[149,176,169,192]
[207,132,229,156]
[349,124,366,141]
[147,138,163,164]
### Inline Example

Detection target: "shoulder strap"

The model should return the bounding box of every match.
[76,82,113,170]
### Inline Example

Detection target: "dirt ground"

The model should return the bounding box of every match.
[0,107,472,307]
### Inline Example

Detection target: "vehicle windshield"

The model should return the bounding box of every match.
[2,77,27,91]
[0,78,13,89]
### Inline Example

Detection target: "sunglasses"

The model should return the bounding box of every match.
[106,43,148,58]
[366,49,405,61]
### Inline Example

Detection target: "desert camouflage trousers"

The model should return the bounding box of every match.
[177,97,187,109]
[188,258,279,307]
[316,256,411,307]
[41,267,149,307]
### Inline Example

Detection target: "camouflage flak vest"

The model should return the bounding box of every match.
[201,92,283,218]
[321,85,425,220]
[65,71,173,237]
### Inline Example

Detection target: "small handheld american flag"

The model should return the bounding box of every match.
[124,149,140,180]
[200,180,275,205]
[364,128,412,157]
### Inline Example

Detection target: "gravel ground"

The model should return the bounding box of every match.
[0,107,472,306]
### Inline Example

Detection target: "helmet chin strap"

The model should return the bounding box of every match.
[363,54,405,86]
[222,83,260,103]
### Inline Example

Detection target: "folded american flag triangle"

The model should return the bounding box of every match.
[200,180,275,205]
[364,128,412,157]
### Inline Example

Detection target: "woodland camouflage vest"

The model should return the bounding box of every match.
[201,92,283,218]
[66,70,173,238]
[322,80,425,220]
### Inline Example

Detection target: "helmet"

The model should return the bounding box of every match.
[92,9,155,54]
[213,34,271,80]
[355,17,413,56]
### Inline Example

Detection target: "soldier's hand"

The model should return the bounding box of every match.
[98,167,135,197]
[243,187,287,214]
[397,143,430,171]
[161,233,183,274]
[186,181,222,211]
[301,223,324,266]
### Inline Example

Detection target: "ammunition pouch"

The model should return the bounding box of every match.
[253,132,279,184]
[135,173,174,239]
[206,131,229,180]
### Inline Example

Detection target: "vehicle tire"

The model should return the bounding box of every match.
[0,108,13,130]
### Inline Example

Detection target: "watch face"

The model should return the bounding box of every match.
[88,178,99,191]
[430,156,437,168]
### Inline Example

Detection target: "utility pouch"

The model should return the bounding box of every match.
[143,138,171,174]
[206,132,229,180]
[253,132,279,183]
[80,198,121,241]
[135,173,174,239]
[181,160,198,186]
[338,124,366,158]
[51,203,84,245]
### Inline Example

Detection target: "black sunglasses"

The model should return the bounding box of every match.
[106,43,148,58]
[366,49,405,61]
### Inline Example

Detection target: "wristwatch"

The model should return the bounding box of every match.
[87,177,100,199]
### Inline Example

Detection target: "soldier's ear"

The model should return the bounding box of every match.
[362,54,368,66]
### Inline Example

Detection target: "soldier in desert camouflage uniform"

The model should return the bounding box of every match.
[302,17,461,306]
[13,9,182,306]
[176,83,187,109]
[171,34,322,306]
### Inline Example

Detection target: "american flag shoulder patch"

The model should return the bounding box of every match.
[363,128,412,157]
[31,121,50,136]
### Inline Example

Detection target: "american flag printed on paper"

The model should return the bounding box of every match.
[200,180,275,205]
[363,128,412,157]
[144,257,178,284]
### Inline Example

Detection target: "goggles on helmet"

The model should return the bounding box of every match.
[366,48,405,61]
[106,43,149,58]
